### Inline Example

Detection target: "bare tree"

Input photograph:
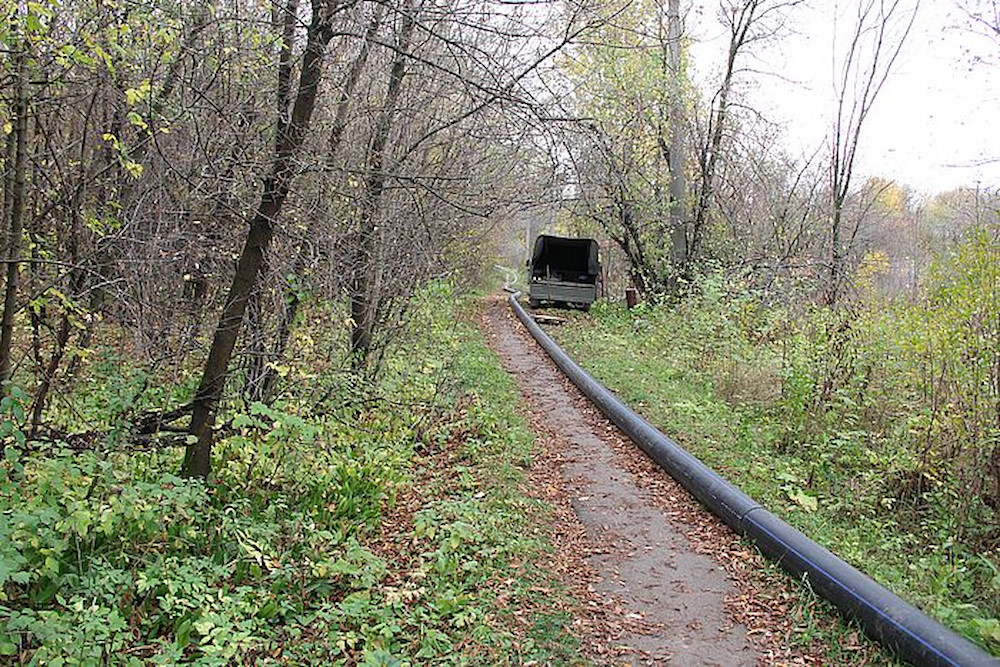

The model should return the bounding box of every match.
[247,5,386,403]
[960,0,1000,41]
[715,125,827,296]
[0,26,28,386]
[341,0,599,368]
[826,0,919,304]
[348,1,416,369]
[666,0,687,277]
[688,0,805,276]
[182,0,346,478]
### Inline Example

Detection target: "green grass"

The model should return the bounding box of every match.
[0,283,583,665]
[547,286,999,658]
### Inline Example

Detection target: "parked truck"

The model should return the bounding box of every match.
[527,235,601,310]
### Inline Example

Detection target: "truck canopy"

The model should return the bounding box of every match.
[530,235,600,284]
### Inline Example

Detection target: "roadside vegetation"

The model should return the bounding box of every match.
[0,286,583,664]
[3,0,999,662]
[550,230,1000,656]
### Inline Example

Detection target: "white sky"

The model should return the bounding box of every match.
[688,1,1000,195]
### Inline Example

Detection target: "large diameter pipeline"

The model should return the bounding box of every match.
[508,294,997,667]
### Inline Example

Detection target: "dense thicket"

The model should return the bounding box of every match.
[0,2,594,656]
[0,0,583,474]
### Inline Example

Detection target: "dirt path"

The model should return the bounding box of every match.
[485,299,757,665]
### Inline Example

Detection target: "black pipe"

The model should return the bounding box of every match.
[508,294,997,667]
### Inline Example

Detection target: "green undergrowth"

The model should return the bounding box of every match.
[0,283,581,665]
[548,239,1000,658]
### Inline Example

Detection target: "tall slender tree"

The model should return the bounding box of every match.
[0,23,29,386]
[826,0,919,304]
[182,0,345,478]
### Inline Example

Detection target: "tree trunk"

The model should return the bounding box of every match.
[0,42,29,386]
[243,270,271,403]
[28,315,71,438]
[239,0,302,404]
[28,192,88,432]
[254,7,383,402]
[691,42,737,264]
[689,1,760,273]
[182,4,335,479]
[827,202,844,305]
[350,5,415,369]
[666,0,687,274]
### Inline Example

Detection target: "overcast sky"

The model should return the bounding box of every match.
[688,1,1000,196]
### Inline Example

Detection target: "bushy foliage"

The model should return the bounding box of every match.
[0,283,579,664]
[559,236,1000,653]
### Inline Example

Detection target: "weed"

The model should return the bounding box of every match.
[552,253,1000,656]
[0,282,582,664]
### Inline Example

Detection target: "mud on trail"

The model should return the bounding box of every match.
[482,298,859,666]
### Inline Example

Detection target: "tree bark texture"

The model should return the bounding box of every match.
[666,0,687,272]
[349,4,415,369]
[182,2,336,479]
[0,43,29,387]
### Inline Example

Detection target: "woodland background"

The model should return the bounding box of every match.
[1,0,999,661]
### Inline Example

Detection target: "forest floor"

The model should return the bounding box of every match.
[482,296,888,665]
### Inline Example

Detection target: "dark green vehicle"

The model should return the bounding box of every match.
[527,235,600,310]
